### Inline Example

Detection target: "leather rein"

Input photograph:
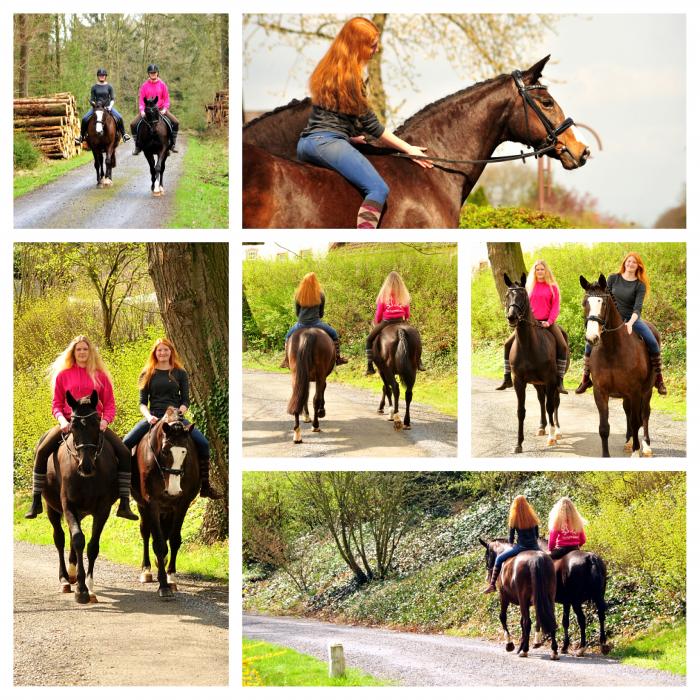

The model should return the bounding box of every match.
[60,410,104,460]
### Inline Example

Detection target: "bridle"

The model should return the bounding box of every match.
[149,421,188,478]
[506,287,541,327]
[585,292,626,334]
[61,410,104,460]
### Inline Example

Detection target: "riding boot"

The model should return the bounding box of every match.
[496,372,513,390]
[169,123,179,153]
[575,356,593,394]
[482,566,500,594]
[116,496,139,520]
[650,353,668,395]
[280,341,290,369]
[556,359,569,394]
[334,339,349,366]
[365,348,376,375]
[24,492,44,519]
[199,456,223,499]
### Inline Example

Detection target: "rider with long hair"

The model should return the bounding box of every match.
[575,251,667,395]
[280,272,348,368]
[483,495,541,594]
[25,335,137,521]
[497,259,568,394]
[365,271,424,375]
[296,17,433,229]
[131,64,180,155]
[75,67,130,146]
[547,497,587,560]
[122,338,221,500]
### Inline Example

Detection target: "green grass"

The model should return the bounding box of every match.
[242,638,392,686]
[610,622,686,675]
[243,349,458,417]
[14,150,94,198]
[168,132,228,228]
[14,493,228,581]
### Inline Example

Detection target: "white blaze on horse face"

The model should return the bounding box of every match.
[570,125,588,150]
[585,296,604,344]
[165,446,186,496]
[95,110,104,134]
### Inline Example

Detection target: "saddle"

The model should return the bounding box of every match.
[136,114,173,143]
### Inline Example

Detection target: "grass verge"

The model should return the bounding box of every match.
[168,132,228,228]
[14,150,94,198]
[14,493,228,581]
[609,622,686,676]
[242,638,392,686]
[243,350,458,417]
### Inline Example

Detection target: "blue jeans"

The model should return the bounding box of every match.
[285,320,338,341]
[123,417,209,458]
[495,544,525,569]
[584,318,659,356]
[297,131,389,205]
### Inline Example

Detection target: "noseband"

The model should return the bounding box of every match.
[585,293,625,333]
[149,422,187,477]
[62,410,104,459]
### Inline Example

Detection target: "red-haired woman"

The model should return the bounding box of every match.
[575,251,667,395]
[296,17,432,229]
[483,495,542,593]
[122,338,221,499]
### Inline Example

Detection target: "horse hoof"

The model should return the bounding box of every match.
[518,651,528,658]
[547,438,556,447]
[575,647,586,657]
[61,583,72,593]
[403,424,411,430]
[293,439,303,444]
[89,594,98,603]
[537,428,546,436]
[140,572,153,584]
[377,409,384,414]
[624,441,633,452]
[69,576,77,585]
[642,449,653,458]
[169,583,178,592]
[75,591,90,604]
[601,644,611,655]
[505,642,515,652]
[158,587,175,600]
[514,446,523,454]
[302,416,312,423]
[312,427,321,433]
[551,652,559,661]
[318,409,326,418]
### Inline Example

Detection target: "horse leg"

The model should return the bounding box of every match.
[499,597,514,651]
[139,505,153,583]
[166,512,187,591]
[158,153,167,194]
[514,379,527,454]
[85,509,109,603]
[598,598,610,654]
[623,396,634,452]
[572,602,588,656]
[545,387,557,446]
[46,506,71,593]
[403,374,414,430]
[104,146,113,184]
[312,378,325,432]
[377,386,386,414]
[93,151,102,187]
[145,152,157,193]
[593,388,611,458]
[391,377,402,431]
[317,378,327,419]
[629,395,643,457]
[535,385,546,436]
[293,412,302,444]
[518,603,531,657]
[561,601,571,654]
[641,391,653,457]
[64,508,89,604]
[68,541,78,584]
[302,399,311,423]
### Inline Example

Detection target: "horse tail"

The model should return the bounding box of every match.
[287,333,314,415]
[588,554,608,610]
[395,328,412,386]
[531,554,557,636]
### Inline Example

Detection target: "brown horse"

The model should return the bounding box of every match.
[286,328,336,443]
[372,323,422,430]
[243,56,589,228]
[479,537,559,659]
[504,273,568,454]
[132,408,199,599]
[244,97,312,160]
[86,98,119,188]
[43,390,118,604]
[136,96,171,196]
[580,275,656,457]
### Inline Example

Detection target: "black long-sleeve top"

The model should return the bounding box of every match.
[139,368,189,419]
[300,104,385,140]
[90,83,115,106]
[508,525,540,550]
[295,292,326,324]
[607,273,646,319]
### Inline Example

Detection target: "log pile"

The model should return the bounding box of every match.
[14,92,81,159]
[205,89,229,127]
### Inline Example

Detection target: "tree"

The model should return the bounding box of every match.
[487,242,526,306]
[147,243,228,543]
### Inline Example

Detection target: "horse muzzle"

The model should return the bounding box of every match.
[78,459,96,476]
[556,141,590,170]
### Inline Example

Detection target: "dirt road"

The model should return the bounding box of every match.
[471,376,686,458]
[14,138,186,229]
[14,540,228,686]
[242,613,684,687]
[243,369,457,458]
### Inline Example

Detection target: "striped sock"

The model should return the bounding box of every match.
[504,360,511,373]
[118,472,132,499]
[557,359,567,378]
[32,473,46,496]
[357,199,383,229]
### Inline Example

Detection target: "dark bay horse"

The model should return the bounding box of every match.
[580,275,656,457]
[244,97,312,160]
[286,328,336,443]
[132,408,199,599]
[43,390,118,604]
[86,98,119,188]
[479,538,559,659]
[136,96,171,196]
[504,273,568,453]
[372,323,422,430]
[243,56,589,228]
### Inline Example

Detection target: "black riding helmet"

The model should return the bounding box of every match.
[147,64,159,74]
[96,67,108,77]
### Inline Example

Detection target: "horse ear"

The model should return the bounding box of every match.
[579,275,590,290]
[66,391,77,410]
[523,55,550,84]
[478,537,489,549]
[184,423,195,433]
[598,274,607,289]
[162,422,171,435]
[520,272,527,287]
[503,272,513,287]
[90,390,98,407]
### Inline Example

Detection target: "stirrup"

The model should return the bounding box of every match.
[122,133,131,142]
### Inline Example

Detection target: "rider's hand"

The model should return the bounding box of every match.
[58,416,70,433]
[148,414,159,425]
[405,145,433,169]
[541,321,551,328]
[99,419,108,432]
[140,111,146,118]
[349,135,366,144]
[160,109,166,115]
[626,321,634,335]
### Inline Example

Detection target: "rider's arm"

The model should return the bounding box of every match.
[319,293,325,319]
[178,369,190,412]
[374,301,385,324]
[108,84,115,110]
[160,82,171,112]
[548,285,560,325]
[376,129,433,168]
[508,527,515,545]
[98,372,116,424]
[548,529,557,551]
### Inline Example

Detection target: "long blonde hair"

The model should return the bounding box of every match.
[309,17,380,114]
[548,497,587,533]
[49,335,111,390]
[508,495,540,529]
[526,259,558,294]
[377,271,410,305]
[139,337,185,390]
[295,272,323,307]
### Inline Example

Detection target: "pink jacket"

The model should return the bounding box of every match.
[530,282,560,325]
[52,366,116,423]
[548,528,586,551]
[138,78,170,113]
[375,298,410,324]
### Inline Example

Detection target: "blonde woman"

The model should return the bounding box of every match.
[496,259,568,394]
[25,335,137,520]
[547,497,587,560]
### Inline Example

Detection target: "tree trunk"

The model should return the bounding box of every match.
[220,14,229,86]
[368,14,388,122]
[17,14,29,97]
[147,243,229,543]
[487,243,527,307]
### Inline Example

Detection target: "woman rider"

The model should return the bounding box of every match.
[75,68,131,145]
[130,64,180,154]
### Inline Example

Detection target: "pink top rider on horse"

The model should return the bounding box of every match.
[130,64,180,154]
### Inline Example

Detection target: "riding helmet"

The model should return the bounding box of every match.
[96,67,108,77]
[147,64,159,74]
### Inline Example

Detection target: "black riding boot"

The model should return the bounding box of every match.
[650,353,668,395]
[170,123,179,153]
[24,492,43,519]
[365,348,376,375]
[117,496,138,520]
[334,339,348,366]
[483,566,500,594]
[280,341,289,369]
[199,456,223,499]
[496,372,513,390]
[575,355,592,394]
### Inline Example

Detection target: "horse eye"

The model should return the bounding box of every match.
[540,98,554,108]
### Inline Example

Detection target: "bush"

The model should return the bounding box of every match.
[460,205,571,229]
[14,134,41,170]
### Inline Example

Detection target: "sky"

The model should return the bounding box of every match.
[243,13,686,228]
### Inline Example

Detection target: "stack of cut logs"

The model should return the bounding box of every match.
[205,89,229,127]
[14,92,81,159]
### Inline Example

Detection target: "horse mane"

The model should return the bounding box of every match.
[243,97,311,130]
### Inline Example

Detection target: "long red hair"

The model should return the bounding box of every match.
[618,251,651,294]
[295,272,323,307]
[309,17,379,114]
[139,337,184,390]
[508,495,540,530]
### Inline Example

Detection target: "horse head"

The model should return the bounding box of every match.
[503,272,530,327]
[479,537,509,582]
[143,96,161,126]
[154,411,194,497]
[65,390,102,476]
[580,274,613,346]
[508,56,590,170]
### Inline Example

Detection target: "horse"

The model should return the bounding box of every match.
[580,275,657,457]
[503,272,569,454]
[372,323,422,431]
[86,98,119,188]
[42,390,118,604]
[131,408,199,599]
[286,328,336,443]
[479,537,559,660]
[135,96,171,197]
[243,97,312,160]
[243,55,589,228]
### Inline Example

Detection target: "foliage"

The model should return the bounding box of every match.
[13,133,40,170]
[13,149,94,197]
[609,622,686,675]
[460,205,571,229]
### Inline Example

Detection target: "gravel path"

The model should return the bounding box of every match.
[14,540,228,686]
[14,138,186,229]
[471,376,686,458]
[242,613,684,687]
[243,369,457,458]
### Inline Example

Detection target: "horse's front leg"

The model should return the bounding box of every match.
[312,378,326,431]
[104,146,113,184]
[93,151,102,187]
[147,505,172,600]
[598,598,610,654]
[518,603,532,657]
[145,152,157,192]
[499,596,514,651]
[166,510,188,592]
[46,506,71,593]
[377,386,386,414]
[514,379,527,453]
[545,387,557,446]
[138,504,153,583]
[63,506,89,604]
[158,152,168,194]
[593,387,611,457]
[85,508,110,603]
[535,385,546,436]
[403,376,414,430]
[628,393,643,457]
[641,390,653,457]
[572,602,587,656]
[561,601,571,654]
